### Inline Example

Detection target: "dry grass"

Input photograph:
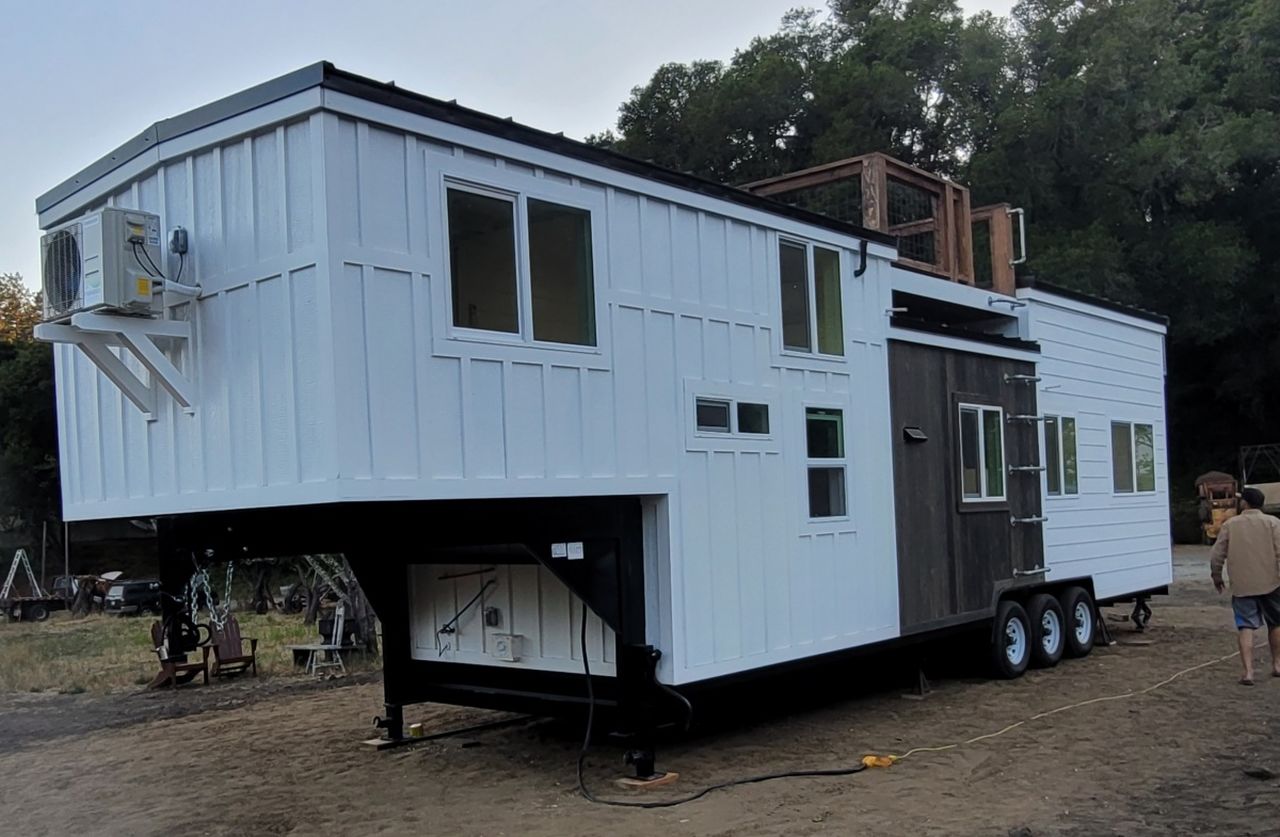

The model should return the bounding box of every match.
[0,611,379,694]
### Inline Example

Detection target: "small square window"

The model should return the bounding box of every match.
[695,399,731,433]
[737,403,770,435]
[808,467,847,518]
[806,408,844,458]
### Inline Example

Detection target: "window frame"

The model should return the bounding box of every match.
[690,395,772,439]
[777,237,845,360]
[805,406,849,521]
[694,398,732,434]
[1043,414,1080,498]
[1111,420,1157,495]
[432,154,608,362]
[956,401,1007,505]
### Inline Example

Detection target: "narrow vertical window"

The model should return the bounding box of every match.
[447,189,519,333]
[1135,423,1155,492]
[813,246,843,356]
[528,199,595,346]
[806,408,847,518]
[1045,416,1079,497]
[983,409,1005,499]
[959,404,1006,502]
[1062,417,1079,494]
[779,241,811,351]
[1111,421,1135,493]
[960,407,982,499]
[1044,416,1062,496]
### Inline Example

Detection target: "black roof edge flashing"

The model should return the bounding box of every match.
[36,62,897,249]
[1017,276,1168,327]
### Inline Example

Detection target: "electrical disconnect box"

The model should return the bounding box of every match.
[40,207,162,321]
[490,633,522,663]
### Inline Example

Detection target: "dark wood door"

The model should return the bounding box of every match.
[888,341,1043,633]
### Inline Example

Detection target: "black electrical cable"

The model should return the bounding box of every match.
[132,241,166,280]
[435,577,497,656]
[174,252,184,284]
[575,603,866,809]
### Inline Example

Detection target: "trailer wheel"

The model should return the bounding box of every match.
[991,600,1031,678]
[1027,594,1065,668]
[22,602,50,622]
[1059,586,1095,658]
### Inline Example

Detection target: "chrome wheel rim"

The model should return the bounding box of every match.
[1041,609,1062,656]
[1073,601,1092,645]
[1005,616,1027,665]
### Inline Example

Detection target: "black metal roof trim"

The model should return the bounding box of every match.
[890,316,1041,353]
[319,65,895,247]
[1017,276,1169,326]
[37,63,328,214]
[37,62,898,249]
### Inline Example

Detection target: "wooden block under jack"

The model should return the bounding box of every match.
[615,771,680,791]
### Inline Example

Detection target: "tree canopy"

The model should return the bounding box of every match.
[0,275,58,538]
[593,0,1280,493]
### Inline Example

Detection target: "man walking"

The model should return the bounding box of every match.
[1210,486,1280,685]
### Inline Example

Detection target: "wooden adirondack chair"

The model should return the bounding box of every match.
[147,620,209,688]
[209,614,258,677]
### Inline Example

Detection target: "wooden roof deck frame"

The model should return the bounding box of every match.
[744,152,1017,297]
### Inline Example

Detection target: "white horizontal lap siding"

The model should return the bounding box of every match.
[1025,292,1172,600]
[56,115,336,521]
[409,564,615,675]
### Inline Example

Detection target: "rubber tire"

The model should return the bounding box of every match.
[1059,586,1096,658]
[1027,593,1065,668]
[24,602,50,622]
[990,600,1032,679]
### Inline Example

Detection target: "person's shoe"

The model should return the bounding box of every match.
[1241,676,1256,686]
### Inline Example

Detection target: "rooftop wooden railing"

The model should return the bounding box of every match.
[743,152,1020,297]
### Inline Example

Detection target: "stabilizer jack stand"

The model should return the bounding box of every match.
[615,644,678,789]
[364,703,406,749]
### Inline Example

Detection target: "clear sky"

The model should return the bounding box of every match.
[0,0,1015,289]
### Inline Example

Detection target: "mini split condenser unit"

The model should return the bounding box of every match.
[40,207,162,322]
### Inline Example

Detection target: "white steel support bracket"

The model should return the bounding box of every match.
[34,313,194,422]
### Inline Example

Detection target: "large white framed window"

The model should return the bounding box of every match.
[1044,415,1079,496]
[444,179,597,348]
[806,407,847,518]
[779,239,843,357]
[958,403,1006,502]
[1111,421,1156,494]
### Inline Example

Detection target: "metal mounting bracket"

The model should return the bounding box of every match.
[34,312,194,422]
[1010,515,1048,527]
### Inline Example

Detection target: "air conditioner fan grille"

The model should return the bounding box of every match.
[43,228,82,315]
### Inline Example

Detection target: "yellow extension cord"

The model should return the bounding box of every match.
[859,645,1250,768]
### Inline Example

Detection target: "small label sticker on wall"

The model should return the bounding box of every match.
[567,542,585,561]
[551,543,568,558]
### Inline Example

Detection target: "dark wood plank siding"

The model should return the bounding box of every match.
[888,341,1043,633]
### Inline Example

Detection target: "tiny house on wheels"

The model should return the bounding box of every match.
[33,63,1171,778]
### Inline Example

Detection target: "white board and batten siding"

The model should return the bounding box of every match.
[1020,289,1172,600]
[42,94,903,686]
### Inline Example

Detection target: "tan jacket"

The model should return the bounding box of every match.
[1210,509,1280,597]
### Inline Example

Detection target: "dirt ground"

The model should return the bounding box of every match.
[3,545,1279,836]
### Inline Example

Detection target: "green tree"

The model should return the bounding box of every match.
[0,274,59,536]
[595,0,1280,494]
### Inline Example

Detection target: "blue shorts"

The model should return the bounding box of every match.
[1232,589,1280,630]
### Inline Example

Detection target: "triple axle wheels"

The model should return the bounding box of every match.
[991,586,1095,678]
